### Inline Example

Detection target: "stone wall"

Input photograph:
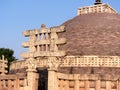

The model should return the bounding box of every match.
[0,73,39,90]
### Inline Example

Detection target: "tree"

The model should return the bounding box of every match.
[0,48,16,72]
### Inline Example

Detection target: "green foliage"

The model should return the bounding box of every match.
[0,48,16,72]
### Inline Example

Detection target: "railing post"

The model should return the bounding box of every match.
[74,80,79,90]
[74,74,79,90]
[117,80,120,90]
[16,78,20,90]
[85,80,90,90]
[65,80,69,90]
[0,80,2,90]
[95,80,101,90]
[106,81,111,90]
[8,80,12,90]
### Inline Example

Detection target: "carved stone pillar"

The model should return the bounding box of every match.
[26,58,37,90]
[48,57,59,90]
[27,69,37,90]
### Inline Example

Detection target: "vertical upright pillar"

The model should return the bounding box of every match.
[37,45,40,52]
[0,80,1,90]
[95,80,101,90]
[35,75,39,90]
[117,80,120,90]
[85,80,90,90]
[106,81,111,90]
[27,69,37,90]
[1,55,7,75]
[48,70,58,90]
[59,79,62,90]
[3,80,6,90]
[48,57,59,90]
[46,44,48,51]
[37,33,40,40]
[8,80,12,90]
[23,79,27,90]
[41,45,44,51]
[29,35,37,53]
[16,78,20,90]
[26,58,37,90]
[74,80,79,90]
[65,80,69,90]
[14,79,17,90]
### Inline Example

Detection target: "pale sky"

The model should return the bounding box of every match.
[0,0,120,59]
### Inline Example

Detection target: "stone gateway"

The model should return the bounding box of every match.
[1,1,120,90]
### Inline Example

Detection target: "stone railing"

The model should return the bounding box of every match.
[0,74,27,90]
[10,60,27,70]
[60,56,120,67]
[10,55,120,70]
[78,3,117,15]
[10,57,49,70]
[0,71,39,90]
[57,73,120,90]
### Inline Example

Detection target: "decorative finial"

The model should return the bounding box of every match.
[94,0,102,5]
[41,24,46,28]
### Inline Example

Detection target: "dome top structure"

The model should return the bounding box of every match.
[77,2,117,15]
[58,2,120,56]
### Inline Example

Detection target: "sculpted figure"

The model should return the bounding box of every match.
[48,57,59,71]
[26,58,36,69]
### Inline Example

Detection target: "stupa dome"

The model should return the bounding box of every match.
[59,13,120,56]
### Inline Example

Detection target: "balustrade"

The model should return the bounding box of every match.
[78,4,117,15]
[58,73,120,90]
[10,56,120,70]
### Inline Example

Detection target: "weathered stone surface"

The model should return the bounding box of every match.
[58,67,120,76]
[59,13,120,56]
